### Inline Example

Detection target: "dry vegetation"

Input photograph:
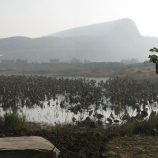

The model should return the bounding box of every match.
[0,61,155,77]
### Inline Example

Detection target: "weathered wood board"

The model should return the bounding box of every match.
[0,136,60,158]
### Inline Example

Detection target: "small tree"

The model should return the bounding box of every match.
[148,47,158,63]
[148,47,158,74]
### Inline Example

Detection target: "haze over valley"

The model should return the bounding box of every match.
[0,18,157,63]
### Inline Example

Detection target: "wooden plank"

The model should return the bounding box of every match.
[0,136,60,158]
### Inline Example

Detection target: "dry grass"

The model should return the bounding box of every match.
[121,153,135,158]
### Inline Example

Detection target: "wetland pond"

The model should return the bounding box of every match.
[0,76,157,125]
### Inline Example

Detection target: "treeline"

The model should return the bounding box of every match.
[0,62,130,76]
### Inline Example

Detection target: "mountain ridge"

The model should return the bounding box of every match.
[51,18,141,38]
[0,18,157,62]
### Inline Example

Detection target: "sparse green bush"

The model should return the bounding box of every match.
[3,113,26,130]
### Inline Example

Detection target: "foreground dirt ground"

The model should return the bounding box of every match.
[106,136,158,158]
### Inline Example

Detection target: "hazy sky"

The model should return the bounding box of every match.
[0,0,158,38]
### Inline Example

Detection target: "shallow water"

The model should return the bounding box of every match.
[24,101,158,124]
[0,77,157,125]
[57,76,109,83]
[1,95,157,125]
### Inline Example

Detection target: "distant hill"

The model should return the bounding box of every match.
[0,18,157,62]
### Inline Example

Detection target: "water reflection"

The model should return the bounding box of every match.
[0,95,157,125]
